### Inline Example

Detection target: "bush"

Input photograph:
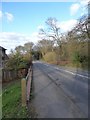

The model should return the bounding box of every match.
[72,51,88,64]
[43,52,57,63]
[5,52,30,70]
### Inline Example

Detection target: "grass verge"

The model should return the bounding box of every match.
[2,80,28,118]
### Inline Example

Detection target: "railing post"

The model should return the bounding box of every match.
[21,78,26,107]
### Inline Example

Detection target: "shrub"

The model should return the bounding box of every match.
[43,52,57,63]
[72,51,88,64]
[5,52,30,70]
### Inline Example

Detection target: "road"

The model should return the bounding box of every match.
[31,61,88,118]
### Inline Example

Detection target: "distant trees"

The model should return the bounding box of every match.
[37,39,54,56]
[24,42,34,53]
[15,45,23,52]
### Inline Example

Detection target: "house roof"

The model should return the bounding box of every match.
[0,46,7,50]
[0,46,8,59]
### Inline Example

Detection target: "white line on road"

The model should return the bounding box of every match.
[55,67,88,79]
[39,62,89,79]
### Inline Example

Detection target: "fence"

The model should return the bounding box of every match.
[21,66,33,106]
[2,68,28,83]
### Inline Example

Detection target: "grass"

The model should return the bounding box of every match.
[2,80,28,118]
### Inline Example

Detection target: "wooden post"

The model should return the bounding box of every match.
[21,78,26,107]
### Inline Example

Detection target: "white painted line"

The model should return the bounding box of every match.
[62,69,77,75]
[40,62,89,79]
[74,73,88,79]
[55,67,88,79]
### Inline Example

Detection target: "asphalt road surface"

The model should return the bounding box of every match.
[31,61,88,118]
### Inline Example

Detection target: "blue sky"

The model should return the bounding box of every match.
[2,2,78,33]
[0,1,89,53]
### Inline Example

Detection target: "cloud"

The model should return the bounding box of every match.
[37,25,44,30]
[0,11,3,19]
[31,32,41,43]
[0,32,38,54]
[5,12,14,22]
[70,0,89,16]
[70,3,80,16]
[79,0,89,6]
[57,19,77,33]
[79,0,89,16]
[0,11,14,22]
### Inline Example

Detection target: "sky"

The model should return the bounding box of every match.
[0,0,89,54]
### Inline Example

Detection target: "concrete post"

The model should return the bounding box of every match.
[21,78,26,107]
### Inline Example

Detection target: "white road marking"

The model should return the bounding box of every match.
[55,67,88,79]
[43,63,88,79]
[38,61,89,79]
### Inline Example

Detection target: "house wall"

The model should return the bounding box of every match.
[0,46,7,69]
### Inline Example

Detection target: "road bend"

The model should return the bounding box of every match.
[31,61,88,118]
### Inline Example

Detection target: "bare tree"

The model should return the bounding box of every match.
[39,17,61,45]
[39,17,62,61]
[37,39,54,57]
[69,14,90,41]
